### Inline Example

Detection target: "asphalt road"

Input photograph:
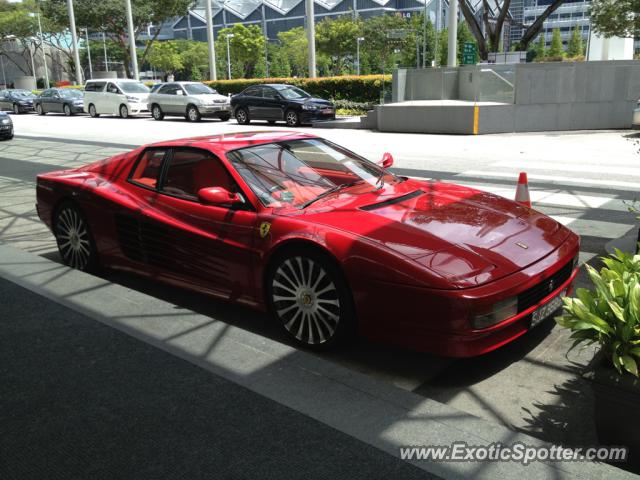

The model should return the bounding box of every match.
[1,113,639,452]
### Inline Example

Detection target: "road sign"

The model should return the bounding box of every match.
[462,42,477,65]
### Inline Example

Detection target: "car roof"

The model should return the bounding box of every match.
[147,131,318,153]
[262,84,294,90]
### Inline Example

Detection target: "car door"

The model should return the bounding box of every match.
[50,90,64,113]
[105,82,121,114]
[243,86,263,119]
[155,83,176,114]
[149,147,258,300]
[261,87,285,120]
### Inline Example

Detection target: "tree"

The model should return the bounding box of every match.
[590,0,640,38]
[316,15,362,75]
[43,0,192,78]
[548,28,564,58]
[533,34,546,60]
[360,14,408,74]
[437,28,448,67]
[566,26,583,57]
[457,21,476,64]
[217,24,266,79]
[276,27,308,77]
[177,40,208,80]
[146,40,182,76]
[459,0,565,60]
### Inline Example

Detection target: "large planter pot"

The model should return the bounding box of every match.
[585,351,640,471]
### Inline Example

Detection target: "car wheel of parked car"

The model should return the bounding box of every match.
[267,248,356,350]
[152,104,164,121]
[36,104,45,115]
[64,104,72,116]
[88,104,99,118]
[53,202,99,272]
[218,113,231,122]
[12,104,19,115]
[119,104,129,119]
[186,105,201,122]
[285,109,300,127]
[235,107,250,125]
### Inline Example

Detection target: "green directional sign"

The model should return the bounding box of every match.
[462,42,477,65]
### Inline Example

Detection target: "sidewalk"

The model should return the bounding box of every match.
[0,244,634,479]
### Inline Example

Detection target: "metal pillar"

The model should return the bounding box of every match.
[305,0,316,78]
[205,0,217,80]
[36,12,49,88]
[67,0,83,85]
[124,0,139,80]
[447,0,458,67]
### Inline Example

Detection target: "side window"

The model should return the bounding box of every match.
[106,82,120,94]
[161,149,234,202]
[263,88,278,99]
[130,149,167,189]
[158,84,177,95]
[244,86,260,97]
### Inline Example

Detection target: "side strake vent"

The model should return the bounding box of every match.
[360,190,423,211]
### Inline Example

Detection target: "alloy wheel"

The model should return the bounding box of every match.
[89,104,98,117]
[152,105,163,120]
[36,104,44,115]
[55,206,93,270]
[64,104,72,116]
[271,256,341,345]
[13,104,19,114]
[286,110,299,127]
[120,105,129,118]
[235,108,248,124]
[187,106,200,122]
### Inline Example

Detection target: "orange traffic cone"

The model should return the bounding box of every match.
[515,172,531,208]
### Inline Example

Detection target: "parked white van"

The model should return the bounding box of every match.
[83,79,150,118]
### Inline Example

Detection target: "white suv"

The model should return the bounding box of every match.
[84,79,150,118]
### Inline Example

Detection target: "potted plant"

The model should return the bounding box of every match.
[556,249,640,469]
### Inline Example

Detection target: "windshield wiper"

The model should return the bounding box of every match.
[300,180,362,209]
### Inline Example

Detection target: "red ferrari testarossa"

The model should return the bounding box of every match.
[37,131,579,356]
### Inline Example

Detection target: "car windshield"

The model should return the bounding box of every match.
[184,83,216,95]
[60,89,82,98]
[227,139,396,209]
[14,90,35,98]
[278,87,310,100]
[118,82,149,93]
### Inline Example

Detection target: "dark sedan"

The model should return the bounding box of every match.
[34,88,84,116]
[231,84,335,127]
[0,89,36,114]
[0,111,13,140]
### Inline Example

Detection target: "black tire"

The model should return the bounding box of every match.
[53,202,99,272]
[152,104,164,121]
[88,104,99,118]
[36,104,45,115]
[63,104,72,116]
[218,113,231,122]
[186,105,201,122]
[12,104,20,115]
[285,109,300,127]
[266,247,356,350]
[235,107,250,125]
[119,104,129,119]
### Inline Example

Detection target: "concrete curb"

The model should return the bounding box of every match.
[605,227,638,256]
[0,243,634,479]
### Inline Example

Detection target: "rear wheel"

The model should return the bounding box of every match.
[63,104,72,116]
[36,104,45,115]
[53,203,98,272]
[119,104,129,119]
[235,107,250,125]
[88,104,99,118]
[152,104,164,121]
[186,105,201,122]
[267,249,355,350]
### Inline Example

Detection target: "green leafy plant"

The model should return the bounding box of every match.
[556,249,640,377]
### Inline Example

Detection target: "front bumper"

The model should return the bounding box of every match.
[70,104,85,113]
[0,124,13,137]
[128,103,148,115]
[301,109,336,123]
[199,105,231,117]
[16,104,34,113]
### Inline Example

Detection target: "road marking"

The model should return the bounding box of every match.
[473,105,479,135]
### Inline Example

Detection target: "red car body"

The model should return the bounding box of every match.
[36,131,580,357]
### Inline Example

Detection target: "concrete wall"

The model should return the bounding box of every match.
[382,60,640,134]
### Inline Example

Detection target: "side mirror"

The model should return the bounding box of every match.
[198,186,242,206]
[379,152,394,169]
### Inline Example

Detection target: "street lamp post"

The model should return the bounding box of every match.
[31,11,50,88]
[356,37,364,76]
[102,31,109,72]
[205,0,217,80]
[124,0,139,80]
[66,0,83,85]
[225,33,234,80]
[81,28,93,79]
[28,41,37,87]
[305,0,316,78]
[447,0,458,67]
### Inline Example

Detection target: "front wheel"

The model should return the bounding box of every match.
[267,250,355,350]
[63,104,72,116]
[152,104,164,121]
[36,104,45,115]
[186,105,201,122]
[53,203,98,272]
[285,109,300,127]
[12,104,20,115]
[119,104,129,119]
[235,107,250,125]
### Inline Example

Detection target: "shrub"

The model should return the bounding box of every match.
[202,74,390,104]
[556,249,640,378]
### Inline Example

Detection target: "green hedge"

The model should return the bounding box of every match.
[203,75,390,104]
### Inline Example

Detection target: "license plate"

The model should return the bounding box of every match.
[531,290,566,327]
[321,108,333,114]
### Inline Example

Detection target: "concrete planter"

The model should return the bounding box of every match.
[584,350,640,471]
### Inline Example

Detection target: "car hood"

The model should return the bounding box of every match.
[294,97,332,107]
[190,93,229,103]
[290,179,571,288]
